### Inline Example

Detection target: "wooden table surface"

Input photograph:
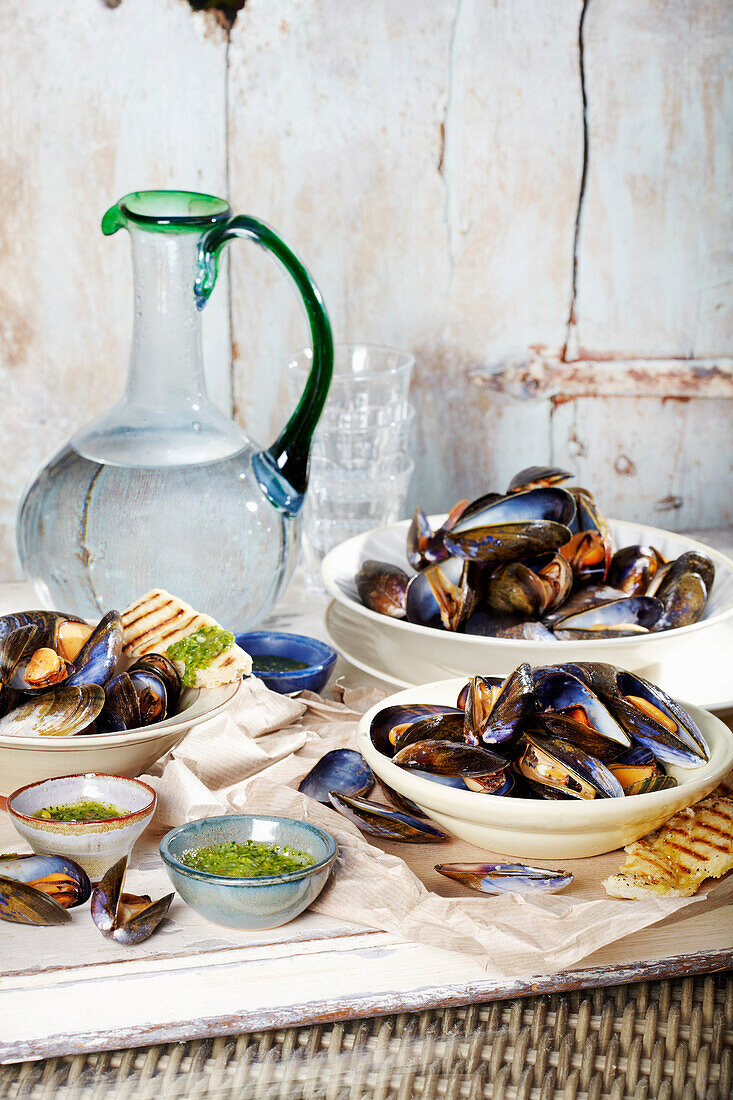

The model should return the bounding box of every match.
[1,533,732,1064]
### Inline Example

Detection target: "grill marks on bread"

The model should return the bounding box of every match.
[121,589,252,688]
[603,785,733,898]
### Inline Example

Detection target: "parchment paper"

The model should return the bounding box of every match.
[141,676,732,978]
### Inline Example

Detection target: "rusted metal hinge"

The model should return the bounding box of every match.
[471,355,733,401]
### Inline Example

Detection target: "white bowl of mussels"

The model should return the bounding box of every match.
[356,663,733,859]
[0,609,241,796]
[322,466,733,685]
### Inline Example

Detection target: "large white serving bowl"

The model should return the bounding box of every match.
[357,678,733,859]
[0,681,241,797]
[323,518,733,682]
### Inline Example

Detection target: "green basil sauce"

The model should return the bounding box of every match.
[252,655,309,673]
[181,840,315,878]
[166,626,234,687]
[34,799,128,822]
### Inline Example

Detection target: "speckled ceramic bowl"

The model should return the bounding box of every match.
[235,632,337,694]
[7,774,156,878]
[159,814,338,929]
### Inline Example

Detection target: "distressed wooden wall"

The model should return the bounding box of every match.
[0,0,730,579]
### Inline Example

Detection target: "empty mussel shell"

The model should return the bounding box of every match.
[298,749,374,803]
[328,792,447,843]
[128,669,167,726]
[373,775,430,817]
[0,684,105,738]
[552,597,663,639]
[356,560,410,618]
[128,654,181,708]
[370,703,463,756]
[392,739,506,778]
[516,734,624,799]
[0,853,91,909]
[435,863,573,894]
[91,856,173,945]
[0,874,71,925]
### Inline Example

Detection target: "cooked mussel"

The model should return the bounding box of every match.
[552,596,663,639]
[128,669,167,725]
[532,669,630,748]
[444,520,572,566]
[507,467,572,493]
[0,874,70,925]
[607,545,664,595]
[356,560,410,618]
[595,670,709,767]
[392,712,467,752]
[369,703,463,756]
[623,774,679,796]
[328,792,447,842]
[0,611,90,658]
[405,557,477,631]
[516,733,624,799]
[0,684,105,737]
[407,501,469,570]
[484,554,572,618]
[91,856,173,945]
[521,713,626,763]
[464,665,535,746]
[298,749,374,803]
[98,672,141,733]
[435,862,573,894]
[65,611,122,688]
[0,853,91,909]
[128,654,181,708]
[653,571,708,630]
[392,739,505,778]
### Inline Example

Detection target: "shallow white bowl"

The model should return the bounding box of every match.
[7,773,156,878]
[323,518,733,682]
[357,679,733,859]
[0,681,240,797]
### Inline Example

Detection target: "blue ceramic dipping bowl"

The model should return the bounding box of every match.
[159,814,338,930]
[235,631,337,694]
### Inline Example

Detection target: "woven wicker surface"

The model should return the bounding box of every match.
[1,973,731,1099]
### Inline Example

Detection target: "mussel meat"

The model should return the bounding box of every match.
[0,874,70,925]
[507,467,572,493]
[91,856,173,945]
[128,669,167,725]
[0,853,91,909]
[607,545,664,595]
[405,557,477,631]
[464,665,535,747]
[516,733,624,799]
[436,862,573,894]
[128,653,182,708]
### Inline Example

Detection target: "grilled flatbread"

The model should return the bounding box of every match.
[122,590,251,689]
[603,784,733,898]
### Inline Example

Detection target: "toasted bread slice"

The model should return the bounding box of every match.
[603,786,733,898]
[122,589,251,689]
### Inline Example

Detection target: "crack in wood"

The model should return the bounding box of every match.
[562,0,591,363]
[440,0,464,287]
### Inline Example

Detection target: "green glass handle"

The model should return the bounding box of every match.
[196,216,333,516]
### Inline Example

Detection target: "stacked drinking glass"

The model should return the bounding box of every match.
[287,344,415,589]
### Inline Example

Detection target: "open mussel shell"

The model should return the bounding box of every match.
[0,853,91,908]
[11,647,73,693]
[392,739,505,778]
[623,774,679,796]
[0,611,88,651]
[405,557,477,631]
[444,521,572,567]
[609,762,667,792]
[0,684,105,738]
[464,770,514,795]
[552,596,662,639]
[456,676,502,711]
[370,703,463,757]
[532,669,630,748]
[507,467,572,493]
[65,611,123,689]
[607,545,664,595]
[91,856,173,945]
[0,874,71,925]
[393,712,467,753]
[601,671,709,767]
[0,626,38,694]
[471,664,536,747]
[356,560,409,618]
[454,487,576,531]
[98,672,141,733]
[436,863,573,894]
[128,669,167,726]
[298,749,374,803]
[328,792,447,843]
[516,734,624,799]
[521,714,625,764]
[128,654,181,708]
[374,775,429,817]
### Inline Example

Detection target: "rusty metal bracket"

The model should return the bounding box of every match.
[471,355,733,401]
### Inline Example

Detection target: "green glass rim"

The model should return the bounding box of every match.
[118,190,232,228]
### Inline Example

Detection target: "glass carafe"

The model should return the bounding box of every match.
[17,191,333,629]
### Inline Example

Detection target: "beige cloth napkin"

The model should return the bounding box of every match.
[143,677,731,978]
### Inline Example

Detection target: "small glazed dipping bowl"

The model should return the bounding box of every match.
[159,814,338,929]
[235,632,337,694]
[7,774,156,878]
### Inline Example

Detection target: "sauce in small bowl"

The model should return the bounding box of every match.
[160,814,338,929]
[235,632,337,694]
